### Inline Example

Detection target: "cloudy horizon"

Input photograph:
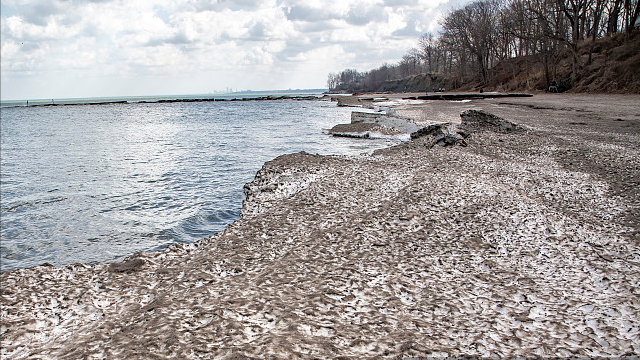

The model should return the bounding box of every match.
[1,0,470,100]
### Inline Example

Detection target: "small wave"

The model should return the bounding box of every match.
[1,98,391,271]
[174,208,240,240]
[2,196,67,214]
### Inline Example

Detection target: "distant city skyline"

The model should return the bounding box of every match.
[1,0,471,100]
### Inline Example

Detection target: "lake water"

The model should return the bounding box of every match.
[0,99,397,271]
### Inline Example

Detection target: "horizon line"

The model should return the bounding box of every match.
[1,88,329,102]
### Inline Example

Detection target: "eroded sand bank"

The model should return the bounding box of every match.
[2,93,639,358]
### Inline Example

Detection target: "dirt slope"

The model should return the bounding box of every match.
[375,30,640,94]
[483,30,640,93]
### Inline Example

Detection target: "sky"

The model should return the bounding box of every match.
[1,0,470,100]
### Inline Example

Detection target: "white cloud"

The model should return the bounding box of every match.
[1,0,470,99]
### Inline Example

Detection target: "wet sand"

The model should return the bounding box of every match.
[1,93,639,358]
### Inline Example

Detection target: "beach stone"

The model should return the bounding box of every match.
[328,122,402,138]
[108,258,145,273]
[460,109,523,132]
[457,129,471,138]
[438,134,466,147]
[410,123,465,147]
[410,123,449,140]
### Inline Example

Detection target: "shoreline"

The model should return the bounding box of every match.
[2,93,639,357]
[1,94,325,109]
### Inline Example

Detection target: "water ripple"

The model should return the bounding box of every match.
[0,100,396,271]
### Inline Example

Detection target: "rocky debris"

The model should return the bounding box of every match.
[331,96,523,149]
[460,109,524,132]
[350,112,422,133]
[242,151,332,217]
[329,108,521,147]
[327,122,403,138]
[107,258,145,273]
[335,96,363,107]
[328,109,425,140]
[409,123,467,147]
[407,109,525,147]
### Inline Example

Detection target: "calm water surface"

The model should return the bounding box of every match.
[0,100,397,271]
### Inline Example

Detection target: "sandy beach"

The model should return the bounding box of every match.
[1,93,639,358]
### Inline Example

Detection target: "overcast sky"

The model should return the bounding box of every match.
[1,0,470,100]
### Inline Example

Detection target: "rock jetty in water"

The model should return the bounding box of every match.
[1,93,639,358]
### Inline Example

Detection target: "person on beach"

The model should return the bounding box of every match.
[549,78,558,93]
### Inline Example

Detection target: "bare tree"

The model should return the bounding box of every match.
[440,0,503,84]
[326,72,340,90]
[587,0,606,63]
[399,48,422,77]
[606,0,623,33]
[624,0,640,33]
[418,32,439,72]
[327,0,636,93]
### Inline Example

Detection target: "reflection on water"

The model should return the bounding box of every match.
[0,100,398,271]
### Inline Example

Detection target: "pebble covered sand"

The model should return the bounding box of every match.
[1,93,639,358]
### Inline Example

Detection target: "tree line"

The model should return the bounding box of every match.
[327,0,640,92]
